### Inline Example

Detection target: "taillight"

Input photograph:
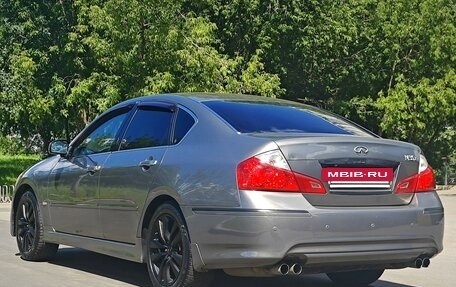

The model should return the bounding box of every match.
[294,173,327,194]
[237,150,326,194]
[395,154,436,193]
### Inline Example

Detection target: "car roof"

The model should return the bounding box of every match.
[89,92,379,142]
[108,92,314,112]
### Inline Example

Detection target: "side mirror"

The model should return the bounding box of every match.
[48,140,69,156]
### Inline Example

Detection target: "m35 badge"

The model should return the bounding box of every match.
[404,154,417,161]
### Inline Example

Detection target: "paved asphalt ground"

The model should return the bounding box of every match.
[1,193,455,287]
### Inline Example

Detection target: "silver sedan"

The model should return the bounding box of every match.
[10,93,444,287]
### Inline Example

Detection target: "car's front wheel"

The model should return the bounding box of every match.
[16,191,58,261]
[327,269,384,287]
[146,202,213,287]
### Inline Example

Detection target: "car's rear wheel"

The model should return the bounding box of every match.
[327,269,384,287]
[16,191,58,261]
[146,202,213,287]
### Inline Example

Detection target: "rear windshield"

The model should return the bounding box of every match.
[202,100,372,136]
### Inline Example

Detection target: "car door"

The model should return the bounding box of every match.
[98,103,175,243]
[47,108,131,238]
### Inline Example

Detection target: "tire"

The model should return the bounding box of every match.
[15,191,59,261]
[146,203,213,287]
[327,269,384,287]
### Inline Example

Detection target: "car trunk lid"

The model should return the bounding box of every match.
[274,136,420,207]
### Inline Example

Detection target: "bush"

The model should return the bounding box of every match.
[0,136,26,155]
[0,154,41,185]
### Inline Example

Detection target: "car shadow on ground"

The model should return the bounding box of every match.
[48,247,417,287]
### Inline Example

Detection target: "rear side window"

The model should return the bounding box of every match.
[120,107,173,150]
[203,101,371,136]
[172,109,195,144]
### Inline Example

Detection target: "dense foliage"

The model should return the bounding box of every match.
[0,154,40,185]
[0,0,455,182]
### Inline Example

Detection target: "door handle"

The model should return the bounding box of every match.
[139,157,158,170]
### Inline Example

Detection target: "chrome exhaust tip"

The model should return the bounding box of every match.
[414,258,423,268]
[290,263,302,275]
[422,257,430,268]
[278,263,290,275]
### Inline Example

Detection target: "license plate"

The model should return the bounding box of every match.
[322,167,394,181]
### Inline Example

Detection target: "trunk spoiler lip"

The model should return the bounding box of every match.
[271,136,419,149]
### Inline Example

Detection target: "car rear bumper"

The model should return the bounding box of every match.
[184,191,444,272]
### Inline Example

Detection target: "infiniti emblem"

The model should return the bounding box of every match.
[354,146,369,154]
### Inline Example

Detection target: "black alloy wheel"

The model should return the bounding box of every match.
[149,213,184,285]
[16,191,58,261]
[17,195,37,254]
[146,203,213,287]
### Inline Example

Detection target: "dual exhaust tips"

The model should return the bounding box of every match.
[414,257,431,268]
[279,256,431,275]
[276,263,302,275]
[228,257,430,277]
[223,262,303,277]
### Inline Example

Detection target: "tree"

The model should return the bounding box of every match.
[376,72,456,171]
[0,0,77,151]
[0,0,282,153]
[1,0,454,179]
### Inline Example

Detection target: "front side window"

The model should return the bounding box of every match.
[73,112,128,156]
[120,107,173,150]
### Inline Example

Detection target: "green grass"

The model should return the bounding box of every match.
[0,154,41,185]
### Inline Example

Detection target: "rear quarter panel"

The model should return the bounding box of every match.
[155,97,277,207]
